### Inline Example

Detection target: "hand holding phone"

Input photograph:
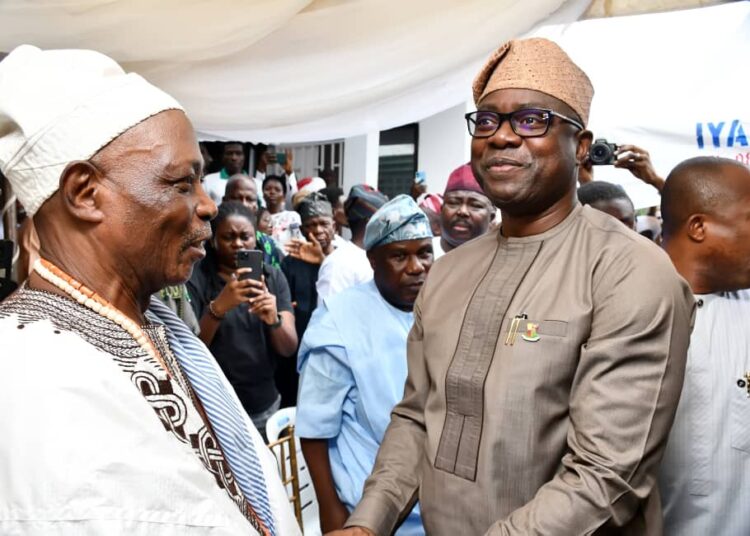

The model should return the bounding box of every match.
[236,249,263,282]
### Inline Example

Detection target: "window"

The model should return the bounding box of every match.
[378,124,418,199]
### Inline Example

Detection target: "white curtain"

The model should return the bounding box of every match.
[0,0,591,142]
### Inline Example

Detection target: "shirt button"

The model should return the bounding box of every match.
[697,299,704,307]
[738,379,747,389]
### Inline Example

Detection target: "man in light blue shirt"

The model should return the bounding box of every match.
[296,195,433,535]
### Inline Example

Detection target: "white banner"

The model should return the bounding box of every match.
[533,2,750,209]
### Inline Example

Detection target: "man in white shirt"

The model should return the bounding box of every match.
[659,156,750,536]
[316,184,388,305]
[0,45,298,535]
[203,142,248,203]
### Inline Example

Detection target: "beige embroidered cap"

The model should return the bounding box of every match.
[0,45,183,215]
[472,37,594,125]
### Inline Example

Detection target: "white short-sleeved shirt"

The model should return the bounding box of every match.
[659,289,750,536]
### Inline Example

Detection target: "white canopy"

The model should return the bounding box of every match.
[0,0,592,142]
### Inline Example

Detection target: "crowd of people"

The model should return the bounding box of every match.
[0,34,748,536]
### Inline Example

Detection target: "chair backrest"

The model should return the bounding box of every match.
[267,425,303,529]
[266,406,296,443]
[266,407,321,535]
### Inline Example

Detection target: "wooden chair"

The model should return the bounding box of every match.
[267,425,303,529]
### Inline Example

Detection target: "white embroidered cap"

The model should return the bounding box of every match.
[0,45,183,215]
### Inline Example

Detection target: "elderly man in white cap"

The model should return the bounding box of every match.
[0,46,299,535]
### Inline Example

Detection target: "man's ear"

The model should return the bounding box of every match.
[686,213,707,243]
[575,129,594,166]
[58,160,105,223]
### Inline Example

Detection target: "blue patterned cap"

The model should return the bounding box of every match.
[364,194,433,251]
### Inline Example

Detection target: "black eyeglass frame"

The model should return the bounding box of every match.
[464,108,584,139]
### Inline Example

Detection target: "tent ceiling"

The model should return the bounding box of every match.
[0,0,732,142]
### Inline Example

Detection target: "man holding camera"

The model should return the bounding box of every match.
[334,37,694,536]
[579,139,665,193]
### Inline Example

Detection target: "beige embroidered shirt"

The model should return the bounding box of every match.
[347,205,695,536]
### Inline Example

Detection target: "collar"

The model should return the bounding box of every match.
[498,203,582,245]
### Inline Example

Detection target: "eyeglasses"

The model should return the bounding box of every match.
[465,108,584,138]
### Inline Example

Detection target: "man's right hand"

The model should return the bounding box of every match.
[614,144,664,192]
[284,233,326,265]
[325,527,375,536]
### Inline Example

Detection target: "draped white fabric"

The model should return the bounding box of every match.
[0,0,591,142]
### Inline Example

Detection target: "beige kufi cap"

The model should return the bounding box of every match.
[472,38,594,125]
[0,45,183,215]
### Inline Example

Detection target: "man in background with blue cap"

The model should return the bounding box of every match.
[296,194,433,535]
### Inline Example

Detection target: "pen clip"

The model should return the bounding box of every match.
[504,312,528,346]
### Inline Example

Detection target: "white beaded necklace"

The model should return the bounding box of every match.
[33,258,170,377]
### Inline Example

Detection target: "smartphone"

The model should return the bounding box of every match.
[276,152,286,166]
[236,249,263,282]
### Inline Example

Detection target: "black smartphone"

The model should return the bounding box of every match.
[236,249,263,282]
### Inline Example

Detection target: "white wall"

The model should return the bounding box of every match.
[342,131,379,194]
[337,103,472,197]
[417,101,473,195]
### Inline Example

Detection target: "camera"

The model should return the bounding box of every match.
[589,139,618,166]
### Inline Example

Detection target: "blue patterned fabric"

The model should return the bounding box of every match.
[363,194,433,251]
[146,298,277,535]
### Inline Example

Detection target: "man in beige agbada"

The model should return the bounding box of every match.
[333,38,694,536]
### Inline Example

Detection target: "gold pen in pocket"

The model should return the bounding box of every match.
[504,313,528,346]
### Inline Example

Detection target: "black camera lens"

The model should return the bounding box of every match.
[589,139,617,165]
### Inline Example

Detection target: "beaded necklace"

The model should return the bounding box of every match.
[33,258,171,378]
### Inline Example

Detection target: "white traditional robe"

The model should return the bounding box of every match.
[0,295,300,535]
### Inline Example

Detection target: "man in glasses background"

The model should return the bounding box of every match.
[334,37,694,536]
